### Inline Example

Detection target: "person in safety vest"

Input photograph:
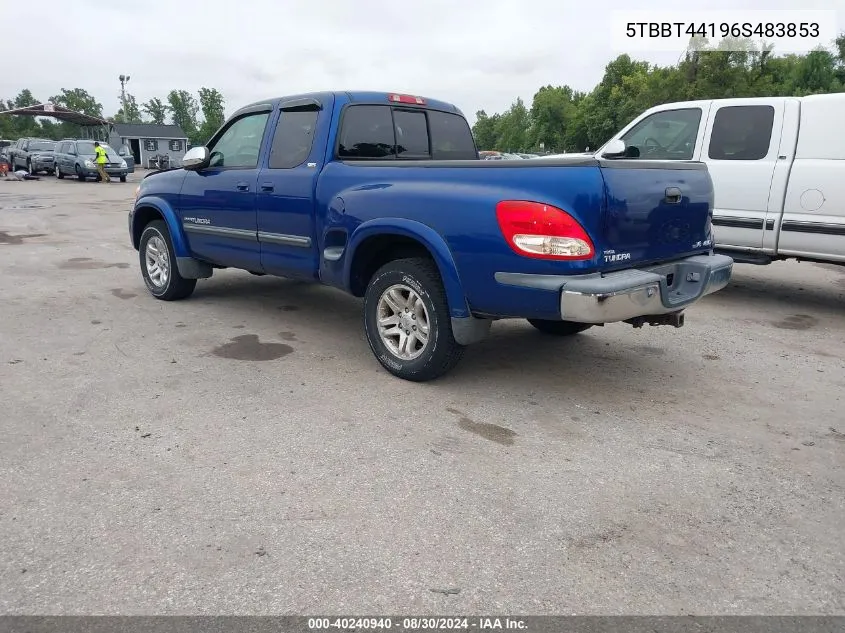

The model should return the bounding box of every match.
[93,142,110,183]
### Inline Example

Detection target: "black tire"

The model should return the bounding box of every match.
[55,163,64,179]
[119,175,127,183]
[527,319,593,336]
[26,160,34,175]
[75,165,85,181]
[363,257,464,382]
[138,220,197,301]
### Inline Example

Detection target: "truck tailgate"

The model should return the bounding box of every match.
[598,161,714,269]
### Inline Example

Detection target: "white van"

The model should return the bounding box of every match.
[564,94,845,266]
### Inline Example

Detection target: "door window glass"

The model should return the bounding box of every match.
[621,108,702,160]
[208,112,271,168]
[268,109,319,169]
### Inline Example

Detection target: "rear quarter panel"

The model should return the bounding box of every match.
[315,161,608,318]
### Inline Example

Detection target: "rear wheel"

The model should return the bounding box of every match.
[139,220,197,301]
[527,319,593,336]
[363,257,464,382]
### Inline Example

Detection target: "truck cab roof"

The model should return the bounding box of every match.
[234,91,464,118]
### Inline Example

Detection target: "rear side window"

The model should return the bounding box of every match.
[708,105,774,161]
[428,110,478,160]
[268,109,319,169]
[338,104,477,160]
[338,106,395,158]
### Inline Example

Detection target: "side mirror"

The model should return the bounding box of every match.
[601,139,627,158]
[182,146,210,170]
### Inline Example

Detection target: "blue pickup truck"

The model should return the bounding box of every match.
[128,90,732,381]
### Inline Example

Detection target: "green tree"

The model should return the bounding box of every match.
[471,110,498,150]
[495,98,530,152]
[49,88,103,117]
[197,87,226,143]
[143,98,168,125]
[167,90,199,140]
[116,94,143,123]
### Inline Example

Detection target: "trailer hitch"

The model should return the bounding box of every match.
[624,311,685,329]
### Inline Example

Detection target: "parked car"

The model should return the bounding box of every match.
[53,139,129,182]
[128,90,732,382]
[579,93,845,268]
[8,138,56,174]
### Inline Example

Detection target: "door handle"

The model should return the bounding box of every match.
[260,183,274,192]
[236,182,249,191]
[664,186,682,204]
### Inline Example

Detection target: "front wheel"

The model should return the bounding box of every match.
[75,165,85,181]
[55,164,64,179]
[27,160,34,175]
[119,175,127,183]
[363,257,465,382]
[527,319,593,336]
[138,220,197,301]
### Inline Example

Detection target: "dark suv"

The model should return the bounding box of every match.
[53,139,129,182]
[9,138,56,174]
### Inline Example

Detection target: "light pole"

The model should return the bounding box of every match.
[118,74,130,121]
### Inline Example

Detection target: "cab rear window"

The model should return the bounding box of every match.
[337,105,477,160]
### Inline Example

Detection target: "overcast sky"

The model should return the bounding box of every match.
[3,0,842,125]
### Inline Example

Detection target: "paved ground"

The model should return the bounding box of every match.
[1,173,843,615]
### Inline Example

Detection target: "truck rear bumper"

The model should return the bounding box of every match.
[494,253,733,324]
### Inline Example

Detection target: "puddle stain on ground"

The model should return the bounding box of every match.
[0,204,53,211]
[828,427,845,442]
[446,406,517,446]
[771,314,818,330]
[59,257,130,270]
[635,345,665,357]
[211,334,293,361]
[110,288,137,300]
[0,231,48,245]
[702,354,721,361]
[278,305,299,312]
[90,320,102,325]
[279,331,297,341]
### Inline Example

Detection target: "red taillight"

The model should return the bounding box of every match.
[495,200,594,260]
[388,93,426,105]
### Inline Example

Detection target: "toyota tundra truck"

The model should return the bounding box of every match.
[128,91,733,382]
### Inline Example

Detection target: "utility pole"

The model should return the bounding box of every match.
[118,74,131,121]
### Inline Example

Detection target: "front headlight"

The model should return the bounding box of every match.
[120,159,127,169]
[84,160,94,168]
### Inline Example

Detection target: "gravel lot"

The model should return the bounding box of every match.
[1,173,843,615]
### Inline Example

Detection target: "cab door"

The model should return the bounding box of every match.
[256,96,332,279]
[701,99,785,251]
[179,107,272,271]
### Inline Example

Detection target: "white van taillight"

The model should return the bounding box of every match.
[495,200,594,260]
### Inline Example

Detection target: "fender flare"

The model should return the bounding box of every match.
[346,218,470,319]
[132,195,190,258]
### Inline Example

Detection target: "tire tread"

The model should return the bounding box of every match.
[364,257,465,382]
[140,220,197,301]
